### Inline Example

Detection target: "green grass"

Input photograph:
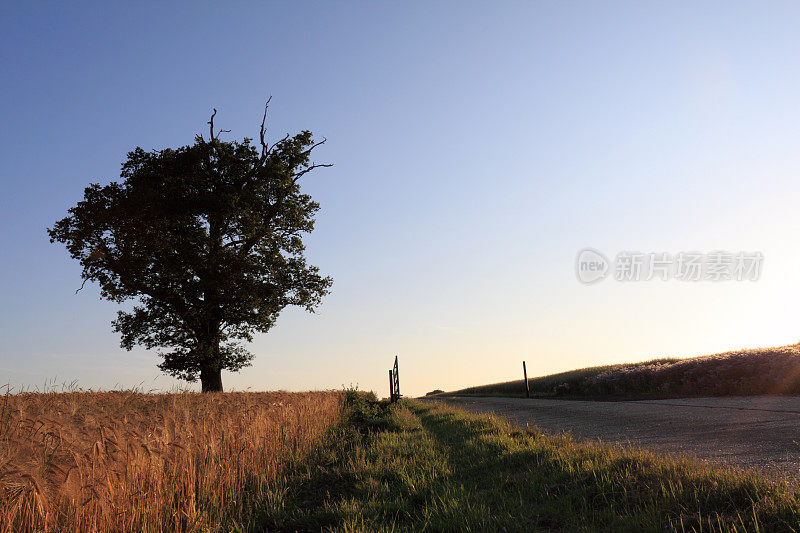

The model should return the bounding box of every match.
[257,393,800,532]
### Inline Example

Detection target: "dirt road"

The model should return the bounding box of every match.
[438,396,800,482]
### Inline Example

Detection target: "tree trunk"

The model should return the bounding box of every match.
[198,319,223,392]
[200,364,223,392]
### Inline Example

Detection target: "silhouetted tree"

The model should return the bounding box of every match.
[48,102,332,391]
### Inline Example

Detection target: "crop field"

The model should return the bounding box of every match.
[0,389,341,532]
[438,344,800,399]
[4,389,800,531]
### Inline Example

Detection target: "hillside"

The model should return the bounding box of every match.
[436,344,800,399]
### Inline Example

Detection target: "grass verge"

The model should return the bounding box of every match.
[264,393,800,532]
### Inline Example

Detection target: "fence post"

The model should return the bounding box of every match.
[523,361,530,398]
[393,356,400,400]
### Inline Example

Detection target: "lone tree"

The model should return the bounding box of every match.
[48,102,333,391]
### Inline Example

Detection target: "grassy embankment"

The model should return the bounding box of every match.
[265,393,800,532]
[435,344,800,399]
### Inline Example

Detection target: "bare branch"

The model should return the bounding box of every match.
[75,278,88,294]
[259,96,273,156]
[302,137,327,156]
[268,133,290,154]
[208,108,217,140]
[292,162,333,182]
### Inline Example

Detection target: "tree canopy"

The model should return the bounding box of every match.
[48,103,332,391]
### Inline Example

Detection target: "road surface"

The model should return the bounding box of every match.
[438,396,800,482]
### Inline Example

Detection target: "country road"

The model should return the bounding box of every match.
[437,396,800,482]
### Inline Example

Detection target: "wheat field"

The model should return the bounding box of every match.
[0,388,342,532]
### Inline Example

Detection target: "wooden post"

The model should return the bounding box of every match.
[393,356,400,400]
[389,369,394,402]
[523,361,530,398]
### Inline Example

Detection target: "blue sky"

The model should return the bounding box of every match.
[3,2,800,396]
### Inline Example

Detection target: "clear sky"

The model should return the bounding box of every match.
[3,2,800,397]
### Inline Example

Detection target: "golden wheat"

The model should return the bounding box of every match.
[0,389,342,532]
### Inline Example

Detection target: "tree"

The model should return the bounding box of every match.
[48,102,333,391]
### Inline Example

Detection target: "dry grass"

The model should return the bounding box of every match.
[442,343,800,398]
[585,343,800,396]
[0,388,342,532]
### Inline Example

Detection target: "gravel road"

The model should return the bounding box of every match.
[438,396,800,482]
